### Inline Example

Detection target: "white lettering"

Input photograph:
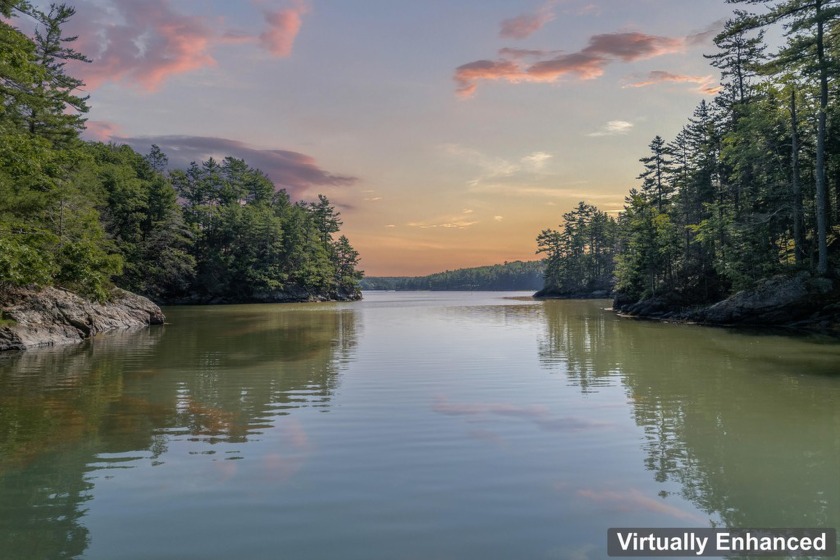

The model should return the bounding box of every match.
[787,536,799,551]
[717,532,731,551]
[617,532,634,551]
[611,529,831,556]
[695,535,708,556]
[814,533,827,551]
[643,534,655,549]
[745,533,759,550]
[760,537,773,551]
[799,536,812,551]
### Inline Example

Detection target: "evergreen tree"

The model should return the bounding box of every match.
[145,144,169,174]
[1,4,362,304]
[537,202,617,295]
[171,156,361,301]
[27,3,90,145]
[727,0,840,274]
[1,6,119,299]
[707,13,767,107]
[637,136,674,212]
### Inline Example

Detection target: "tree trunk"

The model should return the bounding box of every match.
[790,86,805,265]
[815,0,829,275]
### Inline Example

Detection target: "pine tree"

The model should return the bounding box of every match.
[637,136,674,212]
[27,3,90,145]
[727,0,840,274]
[707,12,767,107]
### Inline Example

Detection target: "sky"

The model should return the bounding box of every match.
[23,0,737,276]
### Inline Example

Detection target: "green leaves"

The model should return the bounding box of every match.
[548,0,840,306]
[538,202,617,296]
[0,235,56,287]
[171,155,360,302]
[1,5,361,305]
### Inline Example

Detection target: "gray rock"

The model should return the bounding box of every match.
[1,287,165,352]
[693,272,835,326]
[612,271,840,334]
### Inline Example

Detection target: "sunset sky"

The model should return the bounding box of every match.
[26,0,735,276]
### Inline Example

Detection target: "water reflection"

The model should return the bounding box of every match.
[3,294,839,560]
[539,299,840,529]
[147,307,358,447]
[0,330,163,560]
[433,396,611,432]
[539,299,621,392]
[0,305,358,560]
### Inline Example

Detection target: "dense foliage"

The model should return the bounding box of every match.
[361,260,544,291]
[0,2,362,302]
[539,0,840,304]
[536,202,617,296]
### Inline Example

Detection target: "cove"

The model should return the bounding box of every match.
[1,292,838,559]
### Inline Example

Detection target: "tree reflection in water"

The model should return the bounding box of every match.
[538,299,840,529]
[0,305,358,560]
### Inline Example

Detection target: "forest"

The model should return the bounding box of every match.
[361,260,544,291]
[0,2,362,304]
[538,0,840,308]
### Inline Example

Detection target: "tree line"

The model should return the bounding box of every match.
[539,0,840,305]
[0,2,362,303]
[361,260,544,291]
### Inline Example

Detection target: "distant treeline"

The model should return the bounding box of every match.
[0,3,362,303]
[362,260,544,291]
[539,1,840,303]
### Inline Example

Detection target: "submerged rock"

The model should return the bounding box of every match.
[0,287,165,352]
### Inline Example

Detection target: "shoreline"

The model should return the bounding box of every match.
[533,272,840,337]
[0,286,363,353]
[611,272,840,337]
[0,287,166,353]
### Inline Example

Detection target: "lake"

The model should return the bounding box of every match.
[1,291,839,559]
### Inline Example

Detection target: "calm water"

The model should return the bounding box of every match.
[1,292,839,559]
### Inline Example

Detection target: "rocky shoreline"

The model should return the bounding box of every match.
[0,287,166,352]
[533,288,611,299]
[0,284,364,352]
[160,285,362,305]
[612,272,840,335]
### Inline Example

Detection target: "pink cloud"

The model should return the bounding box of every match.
[432,397,609,431]
[624,70,720,94]
[454,59,527,97]
[467,429,507,446]
[115,134,357,198]
[281,417,310,449]
[574,4,602,16]
[220,30,257,45]
[68,0,217,92]
[82,119,123,142]
[584,32,683,62]
[526,51,609,81]
[576,488,705,522]
[498,47,560,60]
[499,1,557,40]
[453,52,607,98]
[686,19,726,46]
[262,418,311,483]
[63,0,307,92]
[260,2,309,57]
[455,30,692,97]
